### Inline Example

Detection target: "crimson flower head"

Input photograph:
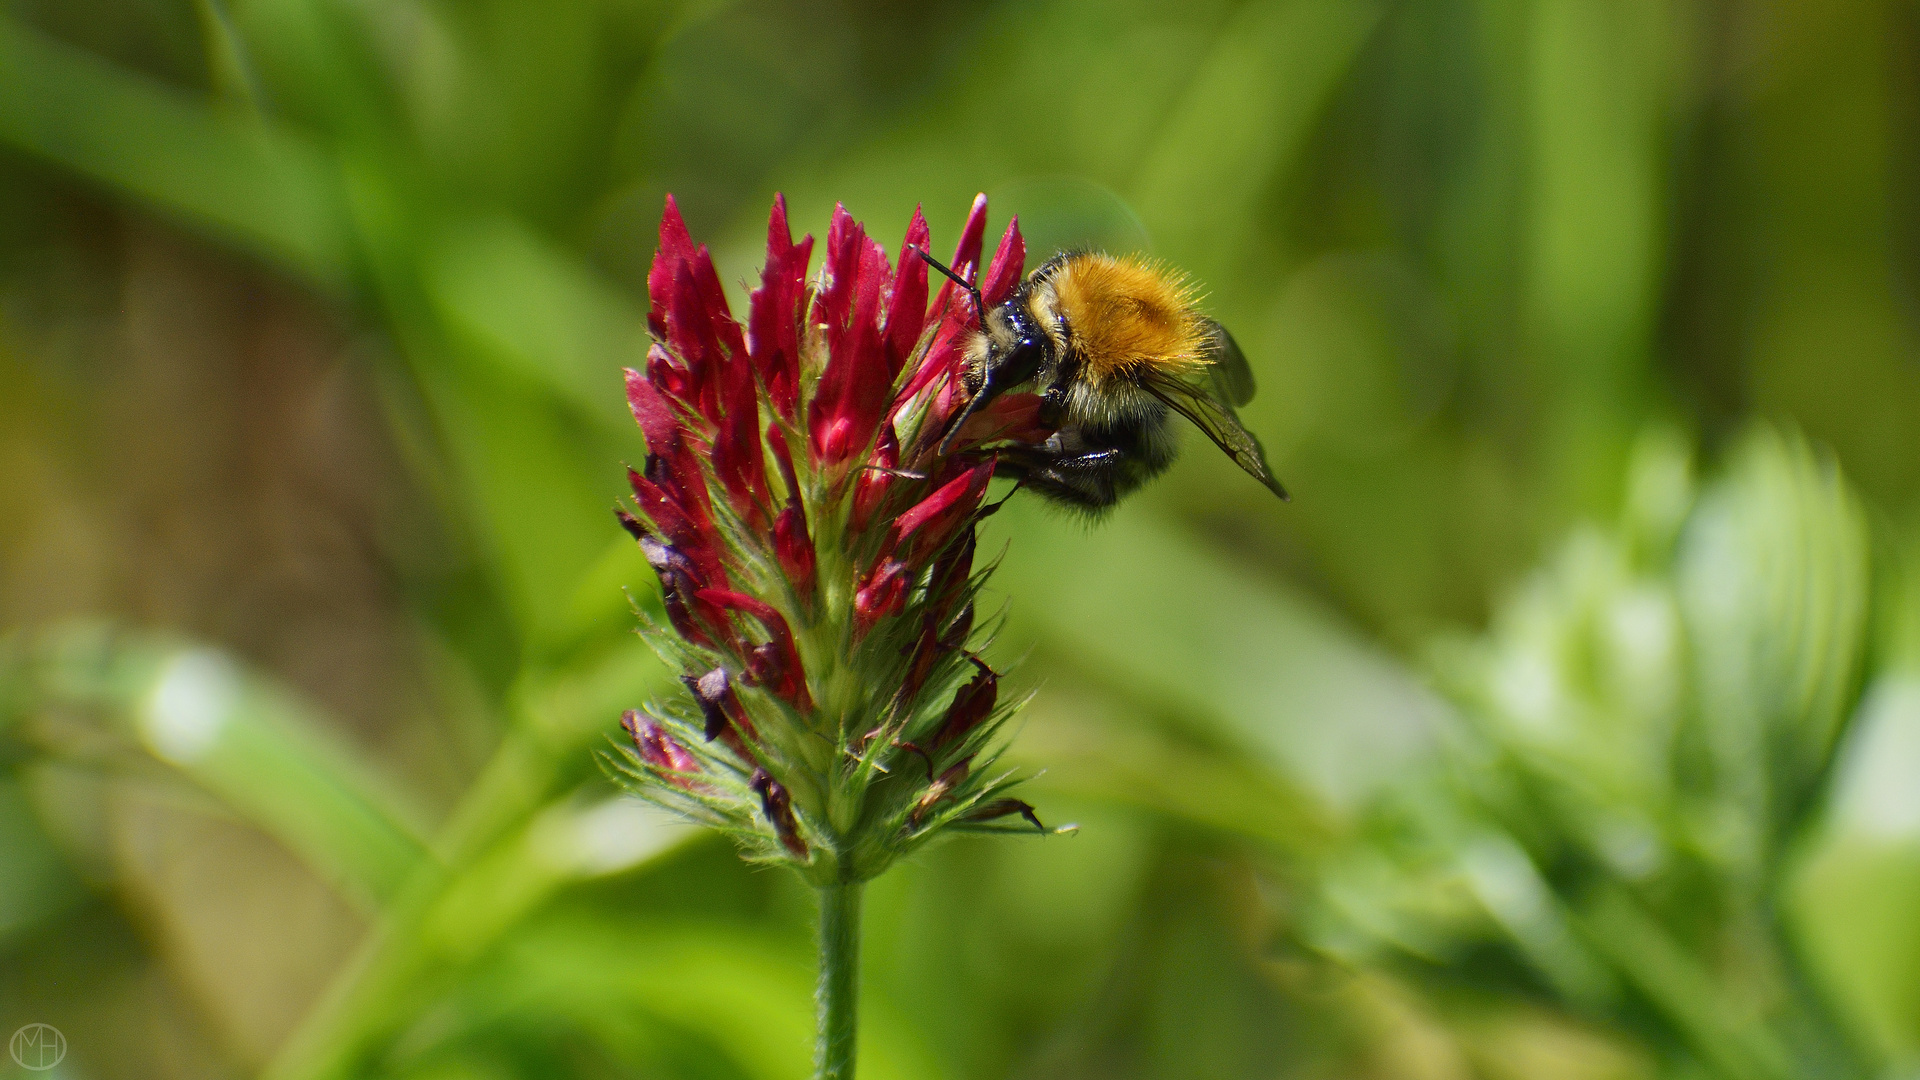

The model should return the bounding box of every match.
[613,193,1059,883]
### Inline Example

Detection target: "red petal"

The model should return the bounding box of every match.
[697,590,811,710]
[688,246,747,364]
[854,558,909,637]
[882,206,931,378]
[899,618,945,703]
[982,216,1026,307]
[891,458,994,560]
[646,196,698,338]
[774,504,816,599]
[955,391,1049,448]
[712,336,769,527]
[926,527,976,611]
[625,368,718,539]
[648,197,749,427]
[625,364,683,450]
[891,194,995,439]
[851,426,898,533]
[645,344,693,404]
[933,193,989,320]
[808,205,895,467]
[748,194,814,421]
[818,204,860,337]
[767,421,803,498]
[762,423,816,600]
[628,465,725,589]
[667,262,724,420]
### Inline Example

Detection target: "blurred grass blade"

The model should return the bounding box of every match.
[1460,832,1616,1006]
[1580,887,1795,1080]
[425,215,649,429]
[464,919,949,1080]
[1788,674,1920,1070]
[989,501,1446,821]
[1131,0,1384,282]
[0,15,354,286]
[1526,0,1668,509]
[191,0,266,113]
[21,624,428,908]
[1678,426,1869,859]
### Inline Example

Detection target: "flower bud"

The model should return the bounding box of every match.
[751,768,808,859]
[622,710,702,790]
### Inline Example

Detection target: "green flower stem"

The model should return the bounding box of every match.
[814,879,864,1080]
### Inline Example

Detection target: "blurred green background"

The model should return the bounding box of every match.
[4,0,1920,1077]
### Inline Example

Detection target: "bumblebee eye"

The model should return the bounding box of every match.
[997,337,1045,387]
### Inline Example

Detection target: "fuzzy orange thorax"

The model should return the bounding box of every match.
[1048,253,1208,383]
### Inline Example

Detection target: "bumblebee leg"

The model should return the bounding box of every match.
[997,443,1129,509]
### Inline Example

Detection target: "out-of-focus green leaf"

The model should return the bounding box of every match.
[1677,426,1869,869]
[0,774,83,944]
[1579,888,1794,1080]
[433,918,947,1080]
[0,15,354,285]
[14,624,429,909]
[1788,674,1920,1069]
[1014,693,1335,851]
[1329,425,1878,1078]
[986,501,1446,823]
[424,215,647,429]
[423,796,697,966]
[1524,0,1669,512]
[1131,0,1385,286]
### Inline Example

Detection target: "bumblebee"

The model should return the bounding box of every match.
[915,247,1289,509]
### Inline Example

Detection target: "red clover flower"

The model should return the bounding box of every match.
[612,193,1059,891]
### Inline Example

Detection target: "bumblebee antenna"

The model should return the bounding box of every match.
[936,381,990,454]
[910,246,985,330]
[911,245,998,453]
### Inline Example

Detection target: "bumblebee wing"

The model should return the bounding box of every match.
[1141,370,1289,501]
[1199,318,1256,406]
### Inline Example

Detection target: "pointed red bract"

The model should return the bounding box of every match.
[666,262,724,419]
[748,194,814,421]
[698,589,812,710]
[851,427,899,533]
[809,205,897,468]
[894,193,995,434]
[712,333,770,528]
[959,392,1049,446]
[934,193,989,318]
[763,422,818,601]
[982,216,1026,307]
[854,558,909,637]
[774,505,816,599]
[645,196,698,340]
[882,207,931,378]
[891,458,994,561]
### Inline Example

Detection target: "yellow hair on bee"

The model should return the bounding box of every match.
[1047,254,1209,384]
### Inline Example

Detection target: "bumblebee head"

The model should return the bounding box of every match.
[974,303,1048,398]
[934,302,1046,452]
[912,245,1054,451]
